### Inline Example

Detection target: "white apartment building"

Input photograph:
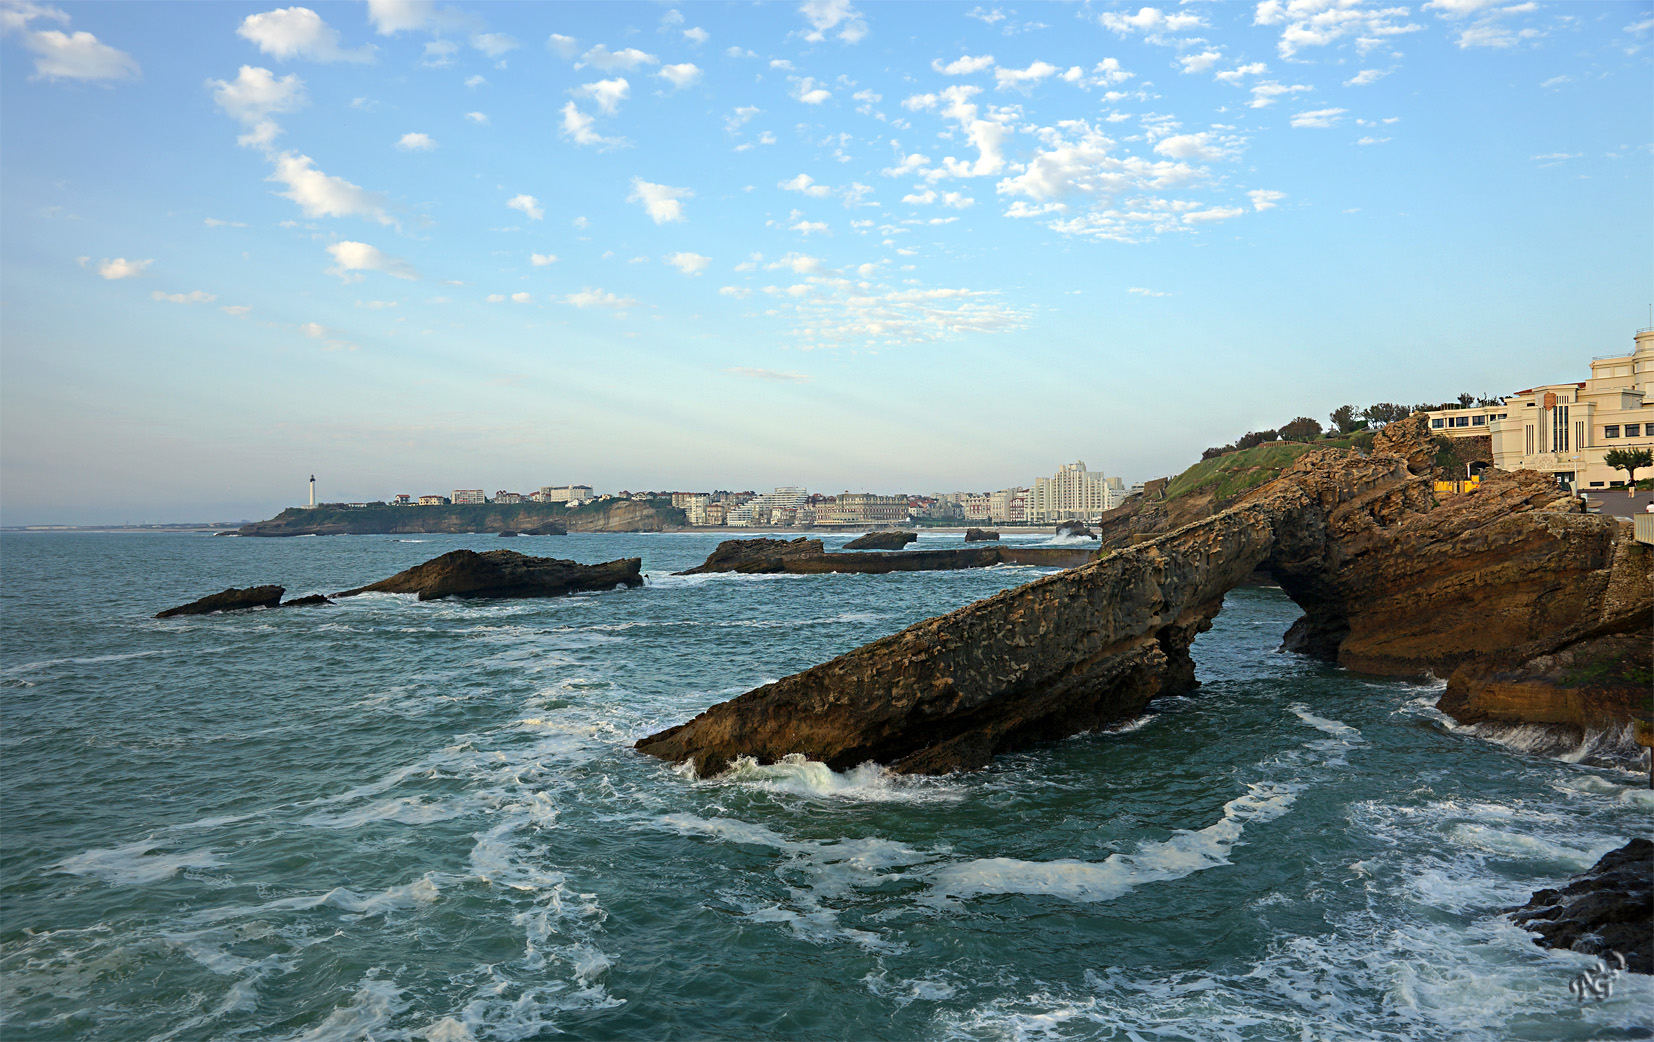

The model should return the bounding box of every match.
[1026,462,1119,523]
[727,487,807,527]
[1425,328,1653,489]
[988,487,1029,524]
[494,491,522,504]
[453,489,486,505]
[536,484,593,504]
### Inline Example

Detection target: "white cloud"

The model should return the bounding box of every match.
[578,44,658,70]
[221,304,253,316]
[903,189,936,205]
[1248,80,1311,108]
[507,194,544,221]
[766,280,1025,350]
[1153,132,1237,163]
[657,62,701,88]
[901,85,1011,178]
[268,152,393,224]
[766,252,826,274]
[471,33,517,58]
[1216,61,1268,84]
[559,101,627,148]
[299,320,327,337]
[666,251,711,276]
[719,285,753,299]
[396,131,436,150]
[1539,74,1570,89]
[1128,287,1169,296]
[798,0,869,44]
[203,217,247,227]
[356,299,397,309]
[1425,0,1544,49]
[683,26,709,44]
[11,8,141,84]
[1356,135,1391,145]
[628,178,692,223]
[1098,6,1205,38]
[366,0,438,34]
[530,252,557,266]
[790,218,829,235]
[510,291,532,303]
[1248,188,1286,210]
[547,33,579,59]
[780,173,832,198]
[465,111,488,124]
[994,60,1058,91]
[464,74,485,88]
[237,7,372,63]
[152,289,215,303]
[565,287,639,309]
[792,76,832,104]
[420,39,458,66]
[1178,50,1222,73]
[933,54,995,75]
[326,240,418,281]
[1290,107,1347,129]
[1254,0,1421,58]
[486,294,505,303]
[208,65,306,125]
[1182,205,1244,224]
[573,77,629,115]
[726,366,810,382]
[1344,68,1389,86]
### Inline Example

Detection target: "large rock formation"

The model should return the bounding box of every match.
[156,585,284,618]
[639,429,1652,776]
[843,531,918,550]
[236,498,679,536]
[675,538,1096,577]
[336,550,642,601]
[964,528,999,542]
[1510,839,1652,974]
[1054,520,1096,539]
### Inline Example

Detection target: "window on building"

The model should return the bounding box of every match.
[1431,418,1444,429]
[1553,406,1569,452]
[1604,425,1621,439]
[1453,415,1470,428]
[1525,425,1534,455]
[1498,413,1507,419]
[1590,482,1605,487]
[1472,415,1486,426]
[1626,424,1642,437]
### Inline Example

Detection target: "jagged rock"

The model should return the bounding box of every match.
[1439,626,1651,736]
[282,594,334,608]
[156,585,284,618]
[335,550,642,601]
[1054,520,1096,539]
[1510,839,1652,974]
[522,520,568,536]
[843,531,918,550]
[1370,413,1438,474]
[677,537,825,575]
[675,539,1095,577]
[639,444,1652,776]
[964,528,1000,541]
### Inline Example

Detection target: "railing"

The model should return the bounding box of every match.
[1592,353,1632,361]
[1635,513,1654,546]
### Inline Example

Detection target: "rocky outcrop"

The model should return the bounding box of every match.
[236,499,680,537]
[1510,839,1652,974]
[336,550,642,601]
[1054,520,1096,539]
[498,531,519,537]
[964,528,999,541]
[1439,623,1651,737]
[639,437,1652,776]
[521,520,568,536]
[156,585,284,618]
[675,538,1096,577]
[283,594,334,608]
[843,531,918,550]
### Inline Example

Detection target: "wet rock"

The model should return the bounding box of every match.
[676,537,825,575]
[1439,628,1652,736]
[498,531,519,537]
[282,594,334,608]
[335,550,642,601]
[843,531,918,550]
[156,585,285,618]
[675,539,1095,577]
[1054,520,1096,539]
[964,528,1000,542]
[521,521,567,536]
[1510,838,1652,974]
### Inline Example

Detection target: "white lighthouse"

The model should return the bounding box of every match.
[309,474,316,508]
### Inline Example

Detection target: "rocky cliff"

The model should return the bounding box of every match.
[639,422,1651,776]
[675,538,1097,577]
[235,498,683,536]
[335,550,643,600]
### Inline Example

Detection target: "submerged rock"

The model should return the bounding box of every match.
[156,585,285,618]
[282,594,334,608]
[521,520,568,536]
[1510,838,1652,974]
[964,528,1000,542]
[640,441,1651,776]
[335,549,642,601]
[843,531,918,550]
[498,531,519,537]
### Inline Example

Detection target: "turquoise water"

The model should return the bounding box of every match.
[2,531,1649,1042]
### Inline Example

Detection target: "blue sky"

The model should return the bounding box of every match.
[2,0,1649,524]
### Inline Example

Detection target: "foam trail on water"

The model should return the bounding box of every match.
[56,839,224,886]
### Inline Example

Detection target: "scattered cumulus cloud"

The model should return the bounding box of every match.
[1290,107,1347,129]
[780,173,832,198]
[683,26,709,44]
[1254,0,1421,58]
[1345,68,1389,86]
[268,152,393,224]
[565,287,639,309]
[396,131,436,150]
[465,111,488,124]
[96,257,151,279]
[152,289,215,303]
[798,0,869,44]
[1179,50,1222,74]
[325,240,418,281]
[560,102,627,149]
[994,60,1059,91]
[628,178,691,223]
[299,320,327,337]
[792,76,832,104]
[1127,287,1169,296]
[547,33,579,59]
[1098,6,1205,39]
[933,54,994,75]
[204,217,247,227]
[573,76,629,115]
[221,304,252,316]
[507,194,544,220]
[578,44,658,70]
[1249,189,1286,210]
[4,2,141,83]
[236,7,372,63]
[209,65,306,127]
[1425,0,1545,49]
[530,252,557,266]
[666,251,711,276]
[657,62,701,88]
[471,32,517,58]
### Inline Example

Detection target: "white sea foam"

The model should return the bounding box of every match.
[713,753,963,803]
[300,796,465,829]
[925,781,1297,904]
[268,977,408,1042]
[57,839,224,885]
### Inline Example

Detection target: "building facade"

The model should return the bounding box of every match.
[535,484,594,504]
[1425,329,1653,489]
[494,491,522,504]
[452,489,486,505]
[417,495,449,506]
[1026,462,1118,523]
[818,492,908,525]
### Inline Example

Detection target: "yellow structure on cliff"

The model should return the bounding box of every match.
[1426,328,1654,489]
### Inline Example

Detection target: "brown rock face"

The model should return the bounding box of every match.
[675,538,1096,577]
[1439,625,1652,735]
[676,538,826,575]
[1510,839,1652,975]
[964,528,999,541]
[335,550,642,601]
[638,444,1651,777]
[156,585,285,618]
[843,531,918,550]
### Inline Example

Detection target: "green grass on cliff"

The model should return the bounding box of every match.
[1164,432,1377,504]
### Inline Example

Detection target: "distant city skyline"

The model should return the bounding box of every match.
[2,1,1649,525]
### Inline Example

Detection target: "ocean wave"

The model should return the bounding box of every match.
[56,839,224,886]
[710,753,964,803]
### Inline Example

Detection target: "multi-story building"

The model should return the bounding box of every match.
[727,487,808,527]
[391,494,413,506]
[988,487,1030,524]
[818,492,908,525]
[1425,328,1653,490]
[1026,462,1115,523]
[536,484,594,504]
[704,502,727,526]
[494,491,522,504]
[453,489,486,505]
[417,494,449,506]
[960,493,991,521]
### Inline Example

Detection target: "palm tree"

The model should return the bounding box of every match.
[1603,447,1653,496]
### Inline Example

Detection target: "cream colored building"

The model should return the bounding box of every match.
[1027,462,1120,523]
[1425,328,1654,490]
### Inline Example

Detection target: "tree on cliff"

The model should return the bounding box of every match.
[1329,405,1368,435]
[1603,447,1653,495]
[1279,416,1324,442]
[1362,403,1411,426]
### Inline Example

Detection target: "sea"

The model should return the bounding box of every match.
[2,530,1650,1042]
